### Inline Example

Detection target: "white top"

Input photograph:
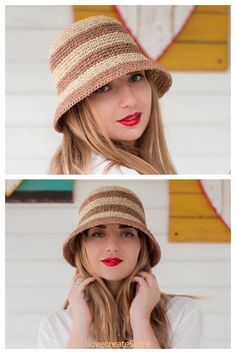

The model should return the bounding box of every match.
[37,296,203,349]
[89,153,139,175]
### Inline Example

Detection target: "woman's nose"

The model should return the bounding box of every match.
[118,84,136,108]
[105,237,119,252]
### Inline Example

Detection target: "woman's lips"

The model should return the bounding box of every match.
[117,112,141,127]
[101,257,123,267]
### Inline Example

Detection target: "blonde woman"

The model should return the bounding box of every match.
[37,186,203,348]
[49,16,176,174]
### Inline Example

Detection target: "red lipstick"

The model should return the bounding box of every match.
[101,257,123,267]
[117,112,141,126]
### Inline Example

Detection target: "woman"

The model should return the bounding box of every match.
[37,185,203,348]
[48,15,176,174]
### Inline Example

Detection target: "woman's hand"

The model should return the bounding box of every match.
[68,273,96,327]
[129,271,161,322]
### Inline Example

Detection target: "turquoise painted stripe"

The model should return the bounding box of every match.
[17,180,73,191]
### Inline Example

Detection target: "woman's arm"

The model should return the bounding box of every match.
[130,271,161,348]
[65,274,96,348]
[131,317,161,348]
[66,323,90,348]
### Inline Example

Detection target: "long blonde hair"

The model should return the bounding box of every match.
[49,71,176,174]
[64,231,173,348]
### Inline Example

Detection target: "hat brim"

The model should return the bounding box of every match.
[54,59,172,132]
[63,216,161,268]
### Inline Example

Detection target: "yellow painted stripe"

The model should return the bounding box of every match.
[194,5,229,13]
[74,6,116,20]
[169,180,230,243]
[159,43,228,70]
[169,218,230,242]
[170,194,217,217]
[169,180,201,193]
[177,13,228,41]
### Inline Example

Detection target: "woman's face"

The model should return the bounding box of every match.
[84,224,141,282]
[87,71,152,142]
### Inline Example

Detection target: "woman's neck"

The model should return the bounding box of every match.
[104,280,122,296]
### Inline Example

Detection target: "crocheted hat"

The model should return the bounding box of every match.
[63,185,161,268]
[49,15,172,132]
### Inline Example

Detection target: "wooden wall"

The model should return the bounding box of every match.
[5,5,230,174]
[5,180,230,348]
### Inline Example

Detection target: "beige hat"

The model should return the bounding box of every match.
[49,15,172,132]
[63,185,161,268]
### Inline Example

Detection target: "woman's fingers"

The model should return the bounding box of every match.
[138,271,158,285]
[70,275,96,292]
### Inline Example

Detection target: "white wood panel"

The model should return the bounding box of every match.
[162,94,230,126]
[6,125,229,159]
[203,313,230,339]
[6,94,57,128]
[5,234,230,262]
[167,126,230,155]
[6,64,230,94]
[171,72,230,94]
[6,287,230,314]
[173,156,230,175]
[6,63,54,93]
[6,29,62,62]
[6,155,231,175]
[5,209,168,244]
[5,5,72,29]
[154,262,230,288]
[5,312,230,348]
[5,93,230,128]
[6,157,50,175]
[202,339,230,349]
[6,260,230,288]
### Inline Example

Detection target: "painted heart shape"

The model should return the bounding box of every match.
[114,5,195,61]
[200,180,230,229]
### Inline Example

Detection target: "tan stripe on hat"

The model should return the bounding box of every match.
[79,196,145,221]
[56,42,140,94]
[49,15,172,132]
[58,53,149,103]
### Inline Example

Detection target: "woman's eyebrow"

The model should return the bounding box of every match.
[119,225,134,229]
[92,225,106,229]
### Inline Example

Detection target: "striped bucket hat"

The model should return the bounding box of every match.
[49,15,172,132]
[63,185,161,267]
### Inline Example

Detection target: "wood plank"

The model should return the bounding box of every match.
[169,180,201,193]
[6,286,230,314]
[5,311,230,343]
[6,260,230,288]
[169,218,230,242]
[159,42,228,70]
[195,5,229,14]
[177,13,228,41]
[170,194,218,217]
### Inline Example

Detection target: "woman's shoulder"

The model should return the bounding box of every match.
[166,295,203,330]
[166,295,203,348]
[166,295,202,317]
[167,295,200,310]
[90,153,139,175]
[39,308,72,329]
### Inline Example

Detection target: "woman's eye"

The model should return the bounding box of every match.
[94,84,110,94]
[130,72,144,82]
[91,231,104,238]
[121,231,134,238]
